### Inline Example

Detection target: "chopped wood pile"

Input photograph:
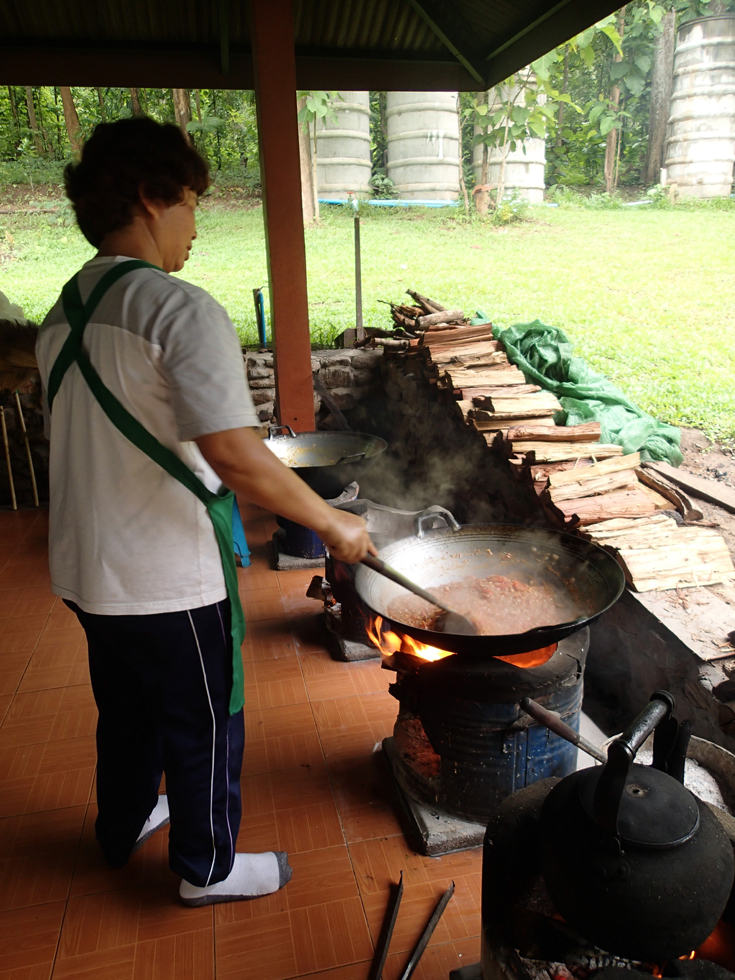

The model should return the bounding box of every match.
[381,288,735,595]
[580,514,735,592]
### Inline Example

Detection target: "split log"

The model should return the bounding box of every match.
[640,460,735,515]
[447,367,526,388]
[616,531,735,592]
[471,391,563,417]
[579,513,675,545]
[550,486,673,528]
[465,385,541,401]
[503,422,601,444]
[527,459,595,483]
[479,417,557,438]
[548,453,641,488]
[421,324,494,346]
[548,469,639,503]
[511,442,624,464]
[418,309,465,329]
[432,342,501,364]
[407,290,446,313]
[636,465,703,522]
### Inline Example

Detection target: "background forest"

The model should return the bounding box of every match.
[1,0,733,198]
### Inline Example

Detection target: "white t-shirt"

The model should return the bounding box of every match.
[36,255,259,615]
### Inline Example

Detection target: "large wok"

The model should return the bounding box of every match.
[264,425,387,498]
[353,515,625,656]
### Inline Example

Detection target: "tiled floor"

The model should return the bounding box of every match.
[0,503,482,980]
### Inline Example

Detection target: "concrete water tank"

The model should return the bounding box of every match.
[664,15,735,199]
[472,75,546,204]
[386,92,460,200]
[316,91,372,200]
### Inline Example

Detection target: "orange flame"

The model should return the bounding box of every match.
[366,616,453,662]
[365,615,556,668]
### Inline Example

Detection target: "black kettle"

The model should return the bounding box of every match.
[539,692,735,962]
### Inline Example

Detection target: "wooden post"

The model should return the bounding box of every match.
[249,0,315,432]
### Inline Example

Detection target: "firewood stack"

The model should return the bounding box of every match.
[382,288,735,594]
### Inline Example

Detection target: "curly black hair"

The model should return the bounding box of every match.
[64,117,210,248]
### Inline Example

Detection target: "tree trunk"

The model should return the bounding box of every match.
[310,120,320,223]
[25,87,43,155]
[297,96,317,226]
[195,89,202,123]
[604,7,626,194]
[456,95,470,215]
[7,87,19,132]
[97,87,106,120]
[643,9,675,186]
[130,88,143,117]
[172,88,192,142]
[556,46,569,146]
[59,86,82,155]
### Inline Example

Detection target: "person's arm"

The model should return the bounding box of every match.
[196,427,376,564]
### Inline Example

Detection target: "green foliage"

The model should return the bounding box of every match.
[369,170,396,199]
[0,86,261,182]
[491,192,530,224]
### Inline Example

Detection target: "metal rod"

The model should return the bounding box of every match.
[368,870,404,980]
[0,406,17,510]
[253,287,267,348]
[354,213,362,331]
[13,391,39,507]
[520,696,607,764]
[398,880,455,980]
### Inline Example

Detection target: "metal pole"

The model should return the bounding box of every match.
[354,212,364,339]
[14,391,39,507]
[0,406,17,510]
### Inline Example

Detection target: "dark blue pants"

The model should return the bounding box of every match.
[67,598,244,886]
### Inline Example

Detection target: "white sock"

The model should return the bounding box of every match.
[179,851,292,906]
[132,795,170,852]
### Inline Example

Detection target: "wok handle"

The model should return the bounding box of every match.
[415,509,461,538]
[360,554,454,614]
[336,452,366,464]
[593,690,675,835]
[520,697,607,765]
[268,424,296,439]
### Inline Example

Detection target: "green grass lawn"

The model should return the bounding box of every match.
[1,201,734,440]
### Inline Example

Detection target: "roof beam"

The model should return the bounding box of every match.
[403,0,488,86]
[483,0,624,88]
[0,43,481,90]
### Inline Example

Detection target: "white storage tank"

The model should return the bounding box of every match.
[472,74,546,204]
[316,91,372,200]
[664,15,735,199]
[386,92,460,200]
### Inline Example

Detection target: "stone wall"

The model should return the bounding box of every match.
[245,348,383,427]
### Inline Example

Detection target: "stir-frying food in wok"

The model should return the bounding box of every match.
[387,574,581,635]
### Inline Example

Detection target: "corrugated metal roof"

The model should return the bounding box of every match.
[0,0,623,90]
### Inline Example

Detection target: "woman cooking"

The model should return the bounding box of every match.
[35,117,374,907]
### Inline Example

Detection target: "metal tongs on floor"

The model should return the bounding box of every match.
[367,871,455,980]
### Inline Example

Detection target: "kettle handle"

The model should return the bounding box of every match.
[593,690,676,836]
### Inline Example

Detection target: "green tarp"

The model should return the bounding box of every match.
[494,320,682,466]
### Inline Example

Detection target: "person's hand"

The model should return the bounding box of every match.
[319,509,377,564]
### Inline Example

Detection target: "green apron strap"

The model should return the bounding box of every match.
[49,263,246,714]
[48,260,158,410]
